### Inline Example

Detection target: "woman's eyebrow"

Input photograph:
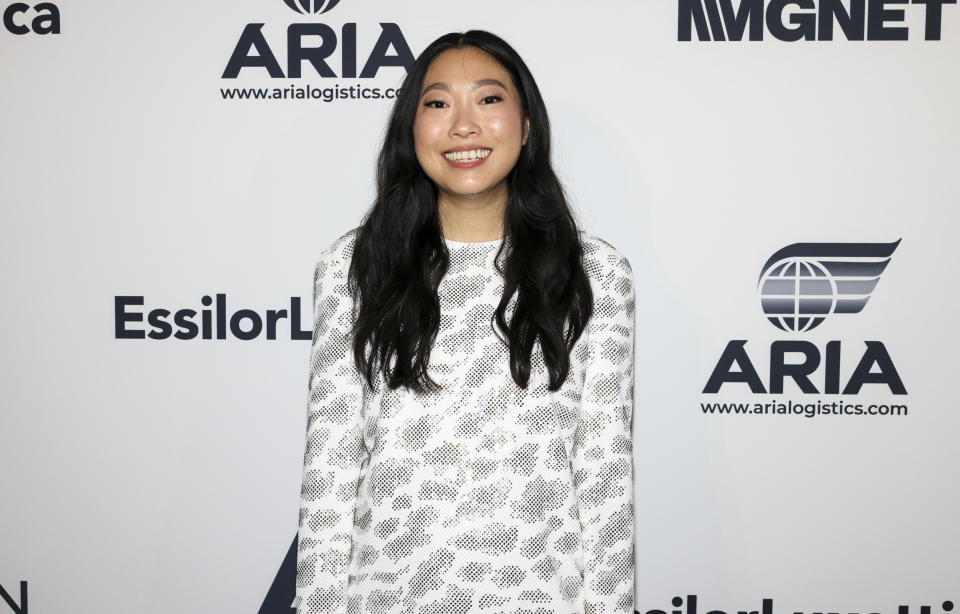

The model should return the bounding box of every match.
[471,78,507,90]
[420,82,449,96]
[420,79,508,97]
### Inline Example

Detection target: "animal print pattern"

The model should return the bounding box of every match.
[293,228,635,614]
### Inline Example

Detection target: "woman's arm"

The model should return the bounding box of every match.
[571,247,636,614]
[292,240,366,614]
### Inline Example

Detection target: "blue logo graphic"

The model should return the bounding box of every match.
[758,240,900,332]
[282,0,340,14]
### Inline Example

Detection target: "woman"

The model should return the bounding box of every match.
[293,30,635,614]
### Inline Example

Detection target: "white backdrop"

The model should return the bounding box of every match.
[1,1,958,613]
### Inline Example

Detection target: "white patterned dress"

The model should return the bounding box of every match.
[293,228,635,614]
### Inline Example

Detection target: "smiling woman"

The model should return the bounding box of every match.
[293,30,636,614]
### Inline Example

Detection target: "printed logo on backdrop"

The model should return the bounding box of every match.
[678,0,956,41]
[282,0,340,14]
[701,240,908,419]
[632,595,957,614]
[113,295,312,341]
[0,580,27,613]
[220,0,414,103]
[758,240,898,332]
[3,2,59,35]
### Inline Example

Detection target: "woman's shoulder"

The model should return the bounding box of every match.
[315,226,361,269]
[578,230,633,282]
[311,227,361,294]
[578,232,635,329]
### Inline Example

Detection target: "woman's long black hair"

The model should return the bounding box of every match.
[349,30,593,393]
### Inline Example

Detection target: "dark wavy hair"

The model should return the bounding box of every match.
[348,30,593,393]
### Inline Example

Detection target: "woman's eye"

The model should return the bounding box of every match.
[423,100,446,108]
[481,95,503,104]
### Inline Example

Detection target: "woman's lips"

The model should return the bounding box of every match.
[443,147,492,168]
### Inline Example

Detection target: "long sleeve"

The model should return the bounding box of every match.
[570,250,636,614]
[292,242,367,613]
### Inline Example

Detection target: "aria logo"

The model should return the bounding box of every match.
[703,239,906,395]
[281,0,340,14]
[758,240,900,332]
[222,0,413,79]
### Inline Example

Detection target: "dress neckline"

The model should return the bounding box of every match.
[442,236,505,247]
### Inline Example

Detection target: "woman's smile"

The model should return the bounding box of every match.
[442,146,493,167]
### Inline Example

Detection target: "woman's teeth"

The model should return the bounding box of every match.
[444,149,491,162]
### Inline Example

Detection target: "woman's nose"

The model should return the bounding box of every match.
[449,105,480,138]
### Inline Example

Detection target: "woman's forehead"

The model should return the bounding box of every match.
[421,47,513,91]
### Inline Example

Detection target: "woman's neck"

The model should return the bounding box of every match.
[437,191,506,243]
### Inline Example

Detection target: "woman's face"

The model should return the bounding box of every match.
[413,46,529,209]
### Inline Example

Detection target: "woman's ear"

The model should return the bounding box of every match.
[522,117,530,146]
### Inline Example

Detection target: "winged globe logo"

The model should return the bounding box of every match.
[702,239,907,396]
[281,0,341,14]
[758,240,901,332]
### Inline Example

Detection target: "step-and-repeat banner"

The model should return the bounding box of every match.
[2,1,957,613]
